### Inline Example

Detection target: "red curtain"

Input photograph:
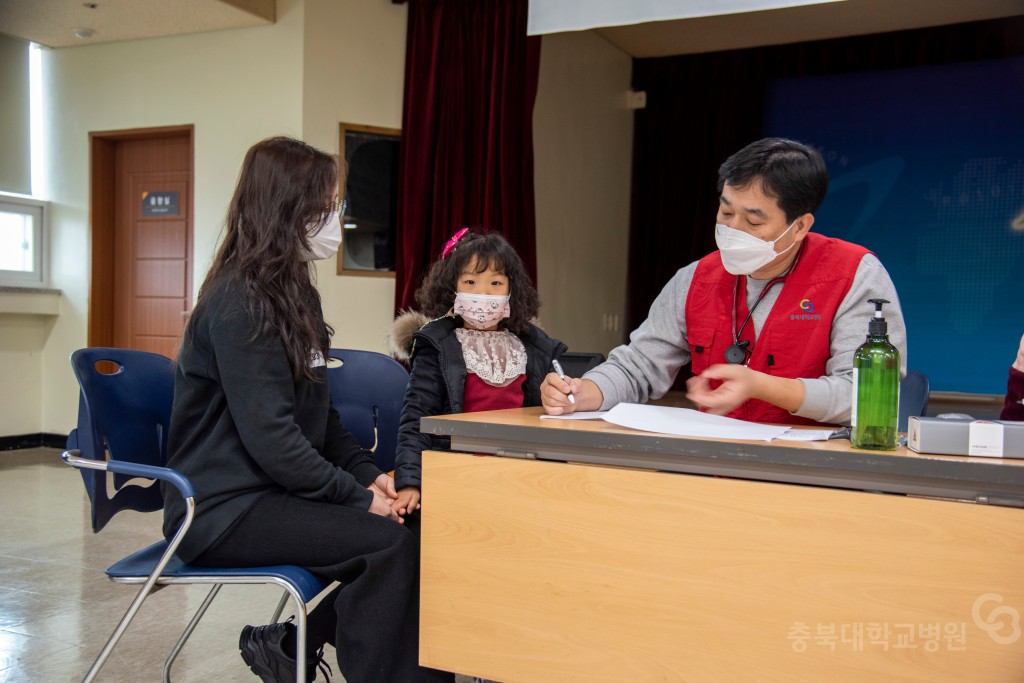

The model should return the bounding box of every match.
[393,0,541,313]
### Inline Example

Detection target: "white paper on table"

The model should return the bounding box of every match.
[539,411,609,420]
[774,429,834,442]
[600,403,789,441]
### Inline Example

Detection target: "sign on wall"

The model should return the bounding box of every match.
[141,191,179,217]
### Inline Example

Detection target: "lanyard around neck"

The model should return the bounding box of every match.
[727,247,803,364]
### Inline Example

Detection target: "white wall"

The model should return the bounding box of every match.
[301,0,407,353]
[0,314,50,435]
[24,0,410,437]
[2,0,635,438]
[533,31,633,356]
[33,0,307,436]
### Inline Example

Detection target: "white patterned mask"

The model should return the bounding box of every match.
[453,292,510,330]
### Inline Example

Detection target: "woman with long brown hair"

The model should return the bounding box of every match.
[163,136,450,683]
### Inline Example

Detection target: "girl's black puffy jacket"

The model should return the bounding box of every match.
[393,316,566,491]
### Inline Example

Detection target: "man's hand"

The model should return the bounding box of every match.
[1014,333,1024,373]
[393,486,421,517]
[685,364,760,415]
[541,371,579,415]
[541,374,603,415]
[686,364,805,415]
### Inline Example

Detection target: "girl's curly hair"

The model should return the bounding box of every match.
[414,230,539,334]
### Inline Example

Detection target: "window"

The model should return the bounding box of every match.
[337,122,400,277]
[0,193,47,287]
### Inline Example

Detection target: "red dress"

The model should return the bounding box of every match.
[456,328,527,413]
[464,373,526,412]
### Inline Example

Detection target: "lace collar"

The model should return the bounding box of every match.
[455,328,527,387]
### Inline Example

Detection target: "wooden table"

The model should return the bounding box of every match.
[418,407,1024,682]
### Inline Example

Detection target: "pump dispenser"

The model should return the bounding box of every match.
[851,299,900,450]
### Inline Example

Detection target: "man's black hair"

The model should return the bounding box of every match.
[717,138,828,223]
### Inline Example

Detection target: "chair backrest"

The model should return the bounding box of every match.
[68,348,177,532]
[898,369,930,432]
[557,351,606,378]
[326,348,410,472]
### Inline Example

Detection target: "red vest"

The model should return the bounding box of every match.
[684,232,868,425]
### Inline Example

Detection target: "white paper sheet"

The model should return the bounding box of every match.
[600,403,789,441]
[539,411,609,420]
[774,429,834,442]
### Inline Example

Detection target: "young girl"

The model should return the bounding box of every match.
[389,229,567,517]
[164,137,451,683]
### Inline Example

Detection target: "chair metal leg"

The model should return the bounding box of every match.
[294,612,310,683]
[270,589,290,623]
[162,584,222,683]
[75,481,196,683]
[270,584,311,683]
[82,572,176,683]
[266,589,309,683]
[283,583,309,683]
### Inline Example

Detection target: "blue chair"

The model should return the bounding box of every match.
[326,348,409,472]
[898,369,930,432]
[62,348,329,683]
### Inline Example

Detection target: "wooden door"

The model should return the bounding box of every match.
[90,128,192,358]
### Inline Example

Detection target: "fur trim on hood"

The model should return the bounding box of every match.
[387,309,550,362]
[387,309,432,362]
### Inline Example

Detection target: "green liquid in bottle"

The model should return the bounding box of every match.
[851,299,900,451]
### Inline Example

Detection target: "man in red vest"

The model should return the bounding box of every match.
[542,137,907,426]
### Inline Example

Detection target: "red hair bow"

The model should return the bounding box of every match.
[441,227,469,259]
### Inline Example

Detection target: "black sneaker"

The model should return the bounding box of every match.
[239,620,331,682]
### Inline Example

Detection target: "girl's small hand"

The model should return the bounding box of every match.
[394,487,421,517]
[541,372,579,415]
[368,473,397,500]
[368,490,402,523]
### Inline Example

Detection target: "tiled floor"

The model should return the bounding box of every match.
[0,448,475,683]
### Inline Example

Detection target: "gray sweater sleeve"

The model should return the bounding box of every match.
[587,263,697,409]
[585,253,907,424]
[794,253,908,425]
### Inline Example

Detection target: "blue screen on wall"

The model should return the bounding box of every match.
[764,57,1024,394]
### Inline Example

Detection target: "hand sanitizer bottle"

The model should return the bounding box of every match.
[851,299,900,450]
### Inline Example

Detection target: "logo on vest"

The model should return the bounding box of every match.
[791,298,821,321]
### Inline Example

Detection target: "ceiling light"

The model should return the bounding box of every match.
[72,27,95,40]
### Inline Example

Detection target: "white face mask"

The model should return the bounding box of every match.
[302,210,343,261]
[714,221,797,275]
[453,292,511,330]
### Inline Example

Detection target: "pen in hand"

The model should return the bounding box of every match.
[551,359,576,405]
